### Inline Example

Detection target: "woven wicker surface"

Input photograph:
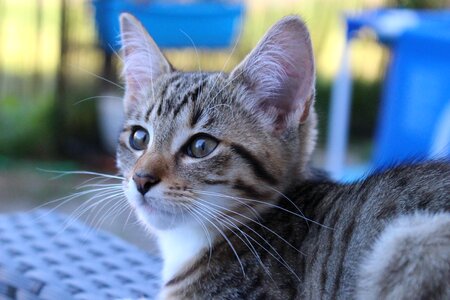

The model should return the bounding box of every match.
[0,210,161,300]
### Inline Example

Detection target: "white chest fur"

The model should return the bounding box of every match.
[156,224,214,283]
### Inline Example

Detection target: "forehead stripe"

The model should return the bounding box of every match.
[157,99,163,117]
[202,116,215,129]
[172,93,190,118]
[190,106,204,127]
[173,84,203,118]
[156,78,175,117]
[145,103,155,121]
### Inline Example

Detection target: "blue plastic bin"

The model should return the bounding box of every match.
[374,21,450,166]
[326,9,450,179]
[92,0,245,52]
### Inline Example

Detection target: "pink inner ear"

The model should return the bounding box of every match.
[261,48,313,126]
[231,16,315,131]
[119,13,171,109]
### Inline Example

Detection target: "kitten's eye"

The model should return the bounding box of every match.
[187,135,218,158]
[129,127,149,151]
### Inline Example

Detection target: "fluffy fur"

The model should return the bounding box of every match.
[116,13,450,299]
[357,212,450,300]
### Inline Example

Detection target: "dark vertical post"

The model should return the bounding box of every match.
[102,51,115,91]
[54,0,69,155]
[33,0,43,92]
[0,0,4,99]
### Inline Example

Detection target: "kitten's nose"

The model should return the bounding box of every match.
[133,172,160,195]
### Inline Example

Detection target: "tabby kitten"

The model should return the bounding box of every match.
[117,13,450,299]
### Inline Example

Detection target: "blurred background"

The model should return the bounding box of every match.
[0,0,449,250]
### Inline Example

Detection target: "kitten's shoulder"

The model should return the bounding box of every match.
[367,160,450,181]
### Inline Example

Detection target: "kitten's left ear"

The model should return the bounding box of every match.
[120,13,172,110]
[230,16,315,132]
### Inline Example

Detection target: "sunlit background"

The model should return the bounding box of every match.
[0,0,449,249]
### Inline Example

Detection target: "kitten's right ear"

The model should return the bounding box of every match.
[119,13,172,111]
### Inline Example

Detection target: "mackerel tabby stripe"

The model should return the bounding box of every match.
[230,144,278,185]
[157,75,182,116]
[166,256,204,287]
[331,188,375,298]
[145,103,155,121]
[233,179,263,198]
[202,179,229,185]
[190,106,204,127]
[173,81,204,118]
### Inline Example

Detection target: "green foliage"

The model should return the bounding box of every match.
[391,0,448,8]
[63,83,103,150]
[315,77,382,146]
[0,0,388,159]
[0,96,55,157]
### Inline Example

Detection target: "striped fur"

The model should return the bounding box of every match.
[117,14,450,299]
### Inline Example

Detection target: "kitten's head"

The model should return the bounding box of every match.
[117,14,317,231]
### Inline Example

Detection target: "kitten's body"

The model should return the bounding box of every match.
[162,163,450,299]
[117,14,450,299]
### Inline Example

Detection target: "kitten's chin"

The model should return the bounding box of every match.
[124,182,183,231]
[135,205,180,231]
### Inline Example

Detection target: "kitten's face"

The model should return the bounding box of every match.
[117,72,287,230]
[117,14,316,231]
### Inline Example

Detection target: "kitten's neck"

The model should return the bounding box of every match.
[156,224,215,283]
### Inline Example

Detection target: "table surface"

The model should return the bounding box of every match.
[0,210,161,300]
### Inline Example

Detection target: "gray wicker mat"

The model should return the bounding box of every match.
[0,210,161,300]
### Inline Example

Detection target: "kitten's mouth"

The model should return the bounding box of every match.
[139,201,155,214]
[135,197,175,216]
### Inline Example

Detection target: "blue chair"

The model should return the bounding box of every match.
[326,9,450,179]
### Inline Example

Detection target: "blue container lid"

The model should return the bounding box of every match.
[345,9,450,45]
[92,0,245,52]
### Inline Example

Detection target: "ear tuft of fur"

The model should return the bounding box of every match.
[230,15,315,132]
[119,13,172,111]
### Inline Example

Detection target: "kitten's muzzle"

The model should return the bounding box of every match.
[133,172,161,195]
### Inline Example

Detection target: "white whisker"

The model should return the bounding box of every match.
[108,43,124,63]
[190,189,332,230]
[191,201,275,282]
[188,203,246,277]
[205,16,244,101]
[180,203,213,263]
[193,199,300,282]
[74,95,123,106]
[76,183,123,190]
[71,64,124,90]
[95,196,128,229]
[58,192,120,237]
[195,196,303,255]
[180,30,202,73]
[123,206,135,231]
[266,185,310,228]
[31,185,122,218]
[37,168,125,180]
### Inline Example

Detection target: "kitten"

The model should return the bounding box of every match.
[117,13,450,299]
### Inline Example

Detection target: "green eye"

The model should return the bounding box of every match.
[187,135,218,158]
[130,127,149,151]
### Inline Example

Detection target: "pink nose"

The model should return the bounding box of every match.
[133,172,160,195]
